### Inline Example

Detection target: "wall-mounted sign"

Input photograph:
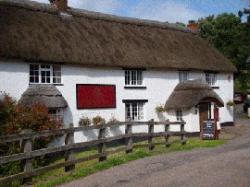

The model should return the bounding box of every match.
[76,84,116,109]
[201,120,216,140]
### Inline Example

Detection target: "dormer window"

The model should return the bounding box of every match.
[29,64,62,84]
[125,69,143,86]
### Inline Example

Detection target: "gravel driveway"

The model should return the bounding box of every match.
[59,119,250,187]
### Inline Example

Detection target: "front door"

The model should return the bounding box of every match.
[199,103,209,131]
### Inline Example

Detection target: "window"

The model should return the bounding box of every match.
[29,64,62,84]
[179,71,189,83]
[49,109,64,122]
[205,73,216,86]
[176,110,183,121]
[125,70,143,86]
[125,102,144,121]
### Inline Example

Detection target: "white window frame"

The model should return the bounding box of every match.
[205,72,216,86]
[179,71,189,83]
[176,110,183,121]
[29,64,62,84]
[125,69,143,86]
[125,102,145,121]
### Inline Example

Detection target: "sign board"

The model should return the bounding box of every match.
[201,120,216,140]
[76,84,116,109]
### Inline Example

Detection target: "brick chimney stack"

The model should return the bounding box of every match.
[49,0,68,12]
[187,20,198,32]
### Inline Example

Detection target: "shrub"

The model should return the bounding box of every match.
[92,115,105,125]
[78,116,91,127]
[0,94,62,177]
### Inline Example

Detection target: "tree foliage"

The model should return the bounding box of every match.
[198,13,250,91]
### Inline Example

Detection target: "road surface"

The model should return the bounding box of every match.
[60,119,250,187]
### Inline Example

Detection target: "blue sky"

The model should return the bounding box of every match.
[34,0,249,23]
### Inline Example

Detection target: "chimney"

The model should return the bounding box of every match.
[187,20,198,32]
[50,0,68,12]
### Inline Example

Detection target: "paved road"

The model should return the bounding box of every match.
[60,119,250,187]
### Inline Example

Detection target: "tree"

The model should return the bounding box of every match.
[198,13,250,91]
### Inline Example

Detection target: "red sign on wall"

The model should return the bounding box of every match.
[76,84,116,109]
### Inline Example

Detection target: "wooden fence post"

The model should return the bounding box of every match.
[65,123,75,172]
[180,120,187,145]
[20,129,33,184]
[165,120,170,147]
[125,120,133,153]
[148,119,155,150]
[98,122,107,161]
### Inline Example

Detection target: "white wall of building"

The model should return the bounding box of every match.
[0,61,234,142]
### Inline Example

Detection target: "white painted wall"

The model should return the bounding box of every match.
[0,61,234,142]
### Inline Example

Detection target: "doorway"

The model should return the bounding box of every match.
[199,103,210,130]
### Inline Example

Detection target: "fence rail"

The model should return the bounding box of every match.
[0,119,186,185]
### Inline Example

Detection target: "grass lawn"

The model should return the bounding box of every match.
[25,137,225,187]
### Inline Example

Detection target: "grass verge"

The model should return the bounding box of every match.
[29,137,225,187]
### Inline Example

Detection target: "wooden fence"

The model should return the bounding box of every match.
[0,119,186,185]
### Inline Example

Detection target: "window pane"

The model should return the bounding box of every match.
[138,103,144,120]
[53,65,61,84]
[41,70,50,83]
[131,71,136,85]
[125,103,131,120]
[137,71,142,85]
[29,64,39,83]
[132,103,137,120]
[125,70,130,85]
[176,110,183,121]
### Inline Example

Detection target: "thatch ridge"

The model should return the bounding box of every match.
[0,0,237,72]
[165,80,224,110]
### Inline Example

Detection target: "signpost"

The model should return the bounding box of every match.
[201,120,216,140]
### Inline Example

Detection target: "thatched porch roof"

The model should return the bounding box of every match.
[19,85,67,108]
[0,0,236,72]
[165,80,224,111]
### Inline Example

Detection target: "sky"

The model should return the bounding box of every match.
[33,0,249,24]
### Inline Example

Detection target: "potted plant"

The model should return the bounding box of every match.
[78,116,91,127]
[155,105,166,113]
[92,115,105,125]
[226,100,235,108]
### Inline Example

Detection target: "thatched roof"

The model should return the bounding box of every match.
[165,80,224,110]
[19,85,67,108]
[0,0,236,72]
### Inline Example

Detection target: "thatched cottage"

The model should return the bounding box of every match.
[0,0,236,141]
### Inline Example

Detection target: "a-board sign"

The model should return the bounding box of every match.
[201,120,216,140]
